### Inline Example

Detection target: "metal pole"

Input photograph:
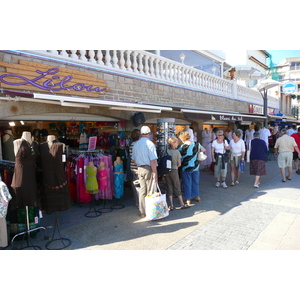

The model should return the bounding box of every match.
[262,88,268,128]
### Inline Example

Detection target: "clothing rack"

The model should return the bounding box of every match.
[11,206,49,250]
[0,160,49,249]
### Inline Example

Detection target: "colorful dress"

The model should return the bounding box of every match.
[85,166,99,194]
[113,162,124,199]
[98,169,108,191]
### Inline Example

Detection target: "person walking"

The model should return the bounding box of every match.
[249,131,267,188]
[179,131,205,205]
[165,137,189,210]
[229,130,246,186]
[211,130,230,188]
[132,126,158,218]
[129,129,140,206]
[291,127,300,175]
[274,128,300,182]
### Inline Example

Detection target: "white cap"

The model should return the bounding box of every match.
[140,126,151,135]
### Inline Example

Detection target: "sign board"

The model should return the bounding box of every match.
[282,81,297,95]
[88,136,97,151]
[0,60,108,97]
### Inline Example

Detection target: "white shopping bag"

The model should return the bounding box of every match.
[145,182,169,221]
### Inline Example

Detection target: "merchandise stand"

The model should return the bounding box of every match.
[111,197,125,210]
[98,198,113,213]
[156,118,176,159]
[11,206,49,250]
[45,212,71,250]
[85,195,102,218]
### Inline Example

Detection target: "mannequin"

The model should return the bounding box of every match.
[98,161,108,191]
[244,126,255,150]
[11,131,39,208]
[184,125,194,142]
[39,135,71,213]
[114,157,124,199]
[2,129,15,161]
[85,161,98,194]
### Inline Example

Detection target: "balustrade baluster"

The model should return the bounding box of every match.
[112,50,119,68]
[88,50,96,64]
[169,64,173,82]
[160,61,165,80]
[119,50,126,70]
[79,50,88,62]
[138,53,144,74]
[154,58,160,78]
[96,50,104,66]
[104,50,112,67]
[59,50,69,58]
[126,50,132,72]
[69,50,78,59]
[132,52,138,73]
[144,55,149,76]
[149,56,154,76]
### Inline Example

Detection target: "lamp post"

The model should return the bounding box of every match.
[258,80,280,128]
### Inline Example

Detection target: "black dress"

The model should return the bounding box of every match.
[39,141,71,213]
[11,140,39,207]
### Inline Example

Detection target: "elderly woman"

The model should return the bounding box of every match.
[249,131,267,188]
[211,130,231,188]
[179,131,205,205]
[229,130,246,186]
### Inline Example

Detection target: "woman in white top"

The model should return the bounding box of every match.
[211,130,230,188]
[229,130,246,186]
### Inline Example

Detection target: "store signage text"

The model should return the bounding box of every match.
[213,115,244,121]
[0,68,107,93]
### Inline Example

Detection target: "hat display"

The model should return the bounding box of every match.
[140,126,151,135]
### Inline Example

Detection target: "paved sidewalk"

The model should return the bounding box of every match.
[5,158,300,250]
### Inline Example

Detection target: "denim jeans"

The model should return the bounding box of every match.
[182,170,200,200]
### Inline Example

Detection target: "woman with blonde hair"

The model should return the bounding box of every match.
[165,137,189,210]
[179,131,205,205]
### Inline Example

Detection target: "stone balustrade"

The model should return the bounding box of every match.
[16,50,279,109]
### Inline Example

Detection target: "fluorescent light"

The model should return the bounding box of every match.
[61,102,90,108]
[33,93,172,111]
[9,122,15,126]
[109,107,161,113]
[180,109,266,119]
[20,121,25,125]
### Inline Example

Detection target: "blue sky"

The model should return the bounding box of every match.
[267,50,300,65]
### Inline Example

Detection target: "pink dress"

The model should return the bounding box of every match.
[98,169,108,191]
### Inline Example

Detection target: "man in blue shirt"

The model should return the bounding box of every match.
[132,126,158,218]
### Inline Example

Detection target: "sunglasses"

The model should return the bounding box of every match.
[218,134,224,136]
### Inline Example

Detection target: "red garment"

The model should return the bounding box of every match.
[291,132,300,150]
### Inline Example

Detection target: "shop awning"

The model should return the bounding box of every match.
[181,109,266,122]
[0,89,173,113]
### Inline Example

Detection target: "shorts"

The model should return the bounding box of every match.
[293,151,299,160]
[278,152,293,168]
[229,154,242,167]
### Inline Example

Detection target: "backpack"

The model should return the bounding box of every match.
[157,150,172,177]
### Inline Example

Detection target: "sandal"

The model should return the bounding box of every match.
[287,177,291,180]
[185,200,191,205]
[169,206,174,211]
[181,204,190,209]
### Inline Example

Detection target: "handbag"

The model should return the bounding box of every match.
[145,182,169,221]
[198,143,207,161]
[238,160,245,173]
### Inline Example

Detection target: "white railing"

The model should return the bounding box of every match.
[15,50,279,108]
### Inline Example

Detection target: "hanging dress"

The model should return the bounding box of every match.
[11,140,39,207]
[39,141,72,213]
[85,165,99,194]
[113,162,124,199]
